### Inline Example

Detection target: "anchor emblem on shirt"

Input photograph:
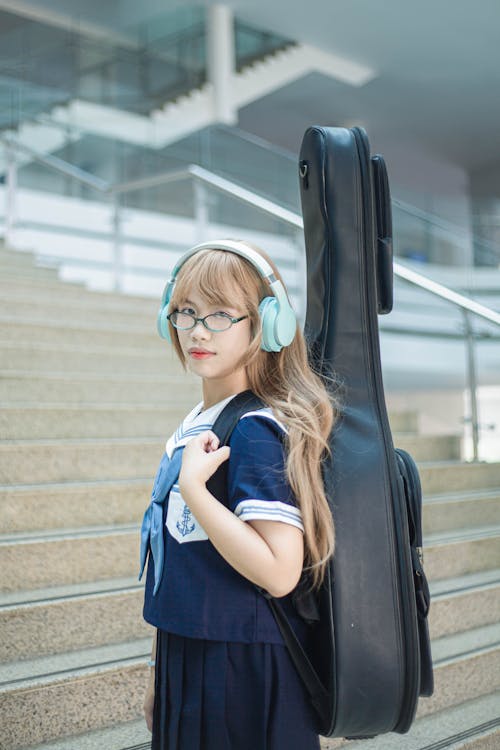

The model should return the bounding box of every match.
[176,505,196,536]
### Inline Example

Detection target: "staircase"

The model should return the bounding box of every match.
[0,247,498,750]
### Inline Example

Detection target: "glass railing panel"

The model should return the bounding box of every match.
[381,275,500,461]
[161,125,301,212]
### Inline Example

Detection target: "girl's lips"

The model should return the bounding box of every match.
[189,351,215,359]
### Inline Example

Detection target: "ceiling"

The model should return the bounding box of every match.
[1,0,499,173]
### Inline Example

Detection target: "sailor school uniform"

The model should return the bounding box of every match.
[139,393,320,750]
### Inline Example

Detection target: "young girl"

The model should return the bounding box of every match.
[139,239,339,749]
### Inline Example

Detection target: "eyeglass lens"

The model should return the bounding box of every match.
[171,312,232,331]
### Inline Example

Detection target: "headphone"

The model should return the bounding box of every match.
[157,239,297,352]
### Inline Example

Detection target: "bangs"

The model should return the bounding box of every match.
[170,249,263,312]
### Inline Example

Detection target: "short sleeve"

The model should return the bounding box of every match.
[227,414,303,531]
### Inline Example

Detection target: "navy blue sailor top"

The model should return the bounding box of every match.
[140,394,307,644]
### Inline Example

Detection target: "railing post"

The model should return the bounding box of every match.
[462,309,480,462]
[112,194,123,292]
[4,143,17,247]
[193,180,209,243]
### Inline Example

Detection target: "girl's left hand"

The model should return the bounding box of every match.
[178,430,231,490]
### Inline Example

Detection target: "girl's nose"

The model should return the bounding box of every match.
[191,319,210,337]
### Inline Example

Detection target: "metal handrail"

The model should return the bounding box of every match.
[2,136,499,461]
[2,135,498,320]
[2,134,499,327]
[213,125,500,261]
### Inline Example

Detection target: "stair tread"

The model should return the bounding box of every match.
[21,718,149,750]
[344,692,500,750]
[0,436,162,446]
[0,338,167,355]
[0,477,150,493]
[0,576,141,608]
[0,523,139,545]
[0,402,191,410]
[0,314,157,335]
[21,692,500,750]
[1,566,499,611]
[1,622,498,692]
[431,622,500,665]
[0,369,192,384]
[424,524,500,545]
[430,568,500,598]
[2,520,499,549]
[420,460,500,468]
[425,488,500,502]
[0,637,151,690]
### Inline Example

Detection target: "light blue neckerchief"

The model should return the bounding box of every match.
[138,447,184,595]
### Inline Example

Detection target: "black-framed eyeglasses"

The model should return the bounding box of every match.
[167,310,249,332]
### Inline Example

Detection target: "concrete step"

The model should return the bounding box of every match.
[21,691,500,750]
[1,624,498,750]
[0,638,151,750]
[424,490,500,534]
[388,409,419,433]
[2,523,498,596]
[0,405,460,450]
[0,276,158,313]
[424,526,500,582]
[420,461,500,494]
[2,568,498,664]
[2,443,497,497]
[0,525,141,593]
[429,569,500,639]
[2,472,497,537]
[0,578,151,663]
[0,437,163,483]
[0,370,200,404]
[1,340,174,375]
[0,248,41,268]
[394,433,462,461]
[418,623,500,717]
[0,264,61,282]
[332,692,500,750]
[0,478,151,534]
[0,292,158,328]
[0,317,160,349]
[25,718,151,750]
[0,403,197,439]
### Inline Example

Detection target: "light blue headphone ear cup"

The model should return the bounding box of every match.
[157,304,171,342]
[259,296,297,351]
[258,297,280,352]
[274,302,297,347]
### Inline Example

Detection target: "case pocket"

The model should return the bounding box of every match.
[395,447,434,696]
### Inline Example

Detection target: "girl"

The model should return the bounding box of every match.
[139,239,339,749]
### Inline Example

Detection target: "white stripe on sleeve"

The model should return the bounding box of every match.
[233,499,303,531]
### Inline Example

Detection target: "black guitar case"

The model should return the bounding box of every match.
[298,126,433,738]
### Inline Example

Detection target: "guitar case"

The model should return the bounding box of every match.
[298,126,433,738]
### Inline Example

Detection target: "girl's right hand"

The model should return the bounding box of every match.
[143,675,155,733]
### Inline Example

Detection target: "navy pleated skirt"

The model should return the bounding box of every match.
[152,629,320,750]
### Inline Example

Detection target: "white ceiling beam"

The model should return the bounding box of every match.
[0,0,138,48]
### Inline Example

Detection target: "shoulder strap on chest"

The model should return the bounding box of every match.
[211,390,266,446]
[206,389,264,503]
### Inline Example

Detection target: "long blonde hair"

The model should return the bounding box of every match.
[168,242,341,588]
